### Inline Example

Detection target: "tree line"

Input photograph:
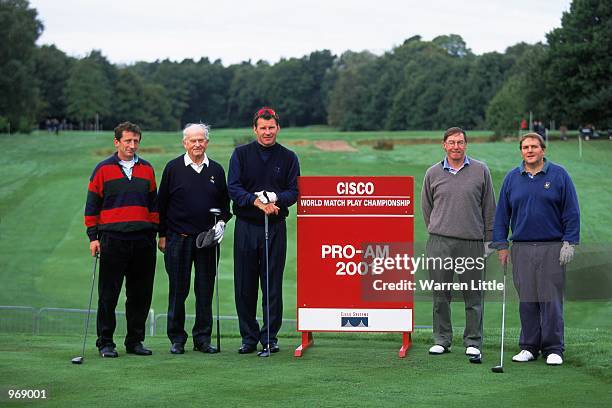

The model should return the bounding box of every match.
[1,0,610,134]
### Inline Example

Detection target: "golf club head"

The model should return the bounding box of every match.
[469,354,482,364]
[71,356,84,364]
[196,228,216,248]
[257,349,271,358]
[491,365,504,373]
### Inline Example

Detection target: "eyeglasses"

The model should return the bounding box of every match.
[256,108,277,117]
[445,140,466,147]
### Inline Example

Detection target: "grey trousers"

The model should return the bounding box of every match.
[426,234,484,349]
[511,242,565,357]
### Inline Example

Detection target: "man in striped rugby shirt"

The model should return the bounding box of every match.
[84,121,159,358]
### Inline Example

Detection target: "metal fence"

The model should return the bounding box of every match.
[0,305,298,336]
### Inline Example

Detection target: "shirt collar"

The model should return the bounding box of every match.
[442,155,470,171]
[113,152,139,164]
[519,158,549,174]
[184,153,209,167]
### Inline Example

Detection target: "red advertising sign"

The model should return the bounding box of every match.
[295,176,414,357]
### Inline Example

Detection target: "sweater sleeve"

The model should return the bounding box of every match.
[276,151,300,208]
[561,170,580,244]
[147,166,159,227]
[228,149,257,207]
[491,173,512,249]
[157,162,171,237]
[481,166,497,241]
[217,165,233,223]
[84,167,103,241]
[420,170,433,228]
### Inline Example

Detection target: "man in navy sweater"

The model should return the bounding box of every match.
[492,133,580,366]
[158,123,231,355]
[228,107,300,354]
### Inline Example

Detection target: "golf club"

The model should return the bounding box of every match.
[210,208,222,352]
[491,262,508,373]
[469,253,486,364]
[258,214,271,358]
[71,253,98,364]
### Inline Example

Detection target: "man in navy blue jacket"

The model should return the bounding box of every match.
[158,123,231,355]
[228,107,300,354]
[492,133,580,366]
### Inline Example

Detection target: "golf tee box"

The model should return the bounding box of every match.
[295,176,414,358]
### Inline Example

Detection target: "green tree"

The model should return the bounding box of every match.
[486,75,528,136]
[542,0,612,127]
[65,53,113,127]
[34,45,73,121]
[180,58,231,127]
[226,62,267,126]
[113,68,174,130]
[0,0,43,132]
[327,51,378,130]
[432,34,472,57]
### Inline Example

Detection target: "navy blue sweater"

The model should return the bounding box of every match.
[228,141,300,225]
[492,159,580,248]
[158,155,231,236]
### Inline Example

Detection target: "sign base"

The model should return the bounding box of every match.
[294,331,412,358]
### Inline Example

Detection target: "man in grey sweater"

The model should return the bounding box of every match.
[421,127,496,358]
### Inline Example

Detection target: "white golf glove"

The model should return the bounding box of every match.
[483,241,495,258]
[254,190,278,204]
[559,241,575,265]
[213,221,225,243]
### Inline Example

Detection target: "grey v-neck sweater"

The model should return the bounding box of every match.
[421,157,496,241]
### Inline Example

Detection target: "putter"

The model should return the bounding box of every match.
[491,262,508,373]
[210,208,222,352]
[71,253,98,364]
[469,255,486,364]
[257,214,271,358]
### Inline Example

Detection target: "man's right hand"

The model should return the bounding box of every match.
[90,240,100,257]
[158,237,166,253]
[254,197,280,215]
[498,249,509,265]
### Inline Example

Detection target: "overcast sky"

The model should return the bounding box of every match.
[30,0,572,65]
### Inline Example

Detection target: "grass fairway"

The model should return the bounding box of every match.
[0,128,611,406]
[0,329,611,407]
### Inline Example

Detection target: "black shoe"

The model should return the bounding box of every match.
[238,344,257,354]
[194,343,218,354]
[170,343,185,354]
[126,343,153,356]
[264,343,280,353]
[99,345,118,358]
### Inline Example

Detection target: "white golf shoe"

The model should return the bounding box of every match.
[465,346,480,356]
[546,353,563,365]
[512,350,535,362]
[428,345,450,355]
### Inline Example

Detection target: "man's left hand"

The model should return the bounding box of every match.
[254,191,278,204]
[484,241,495,258]
[213,221,226,243]
[559,241,575,265]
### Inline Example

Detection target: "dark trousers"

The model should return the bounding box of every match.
[96,234,156,349]
[164,231,217,346]
[426,234,484,349]
[511,242,565,358]
[234,217,286,347]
